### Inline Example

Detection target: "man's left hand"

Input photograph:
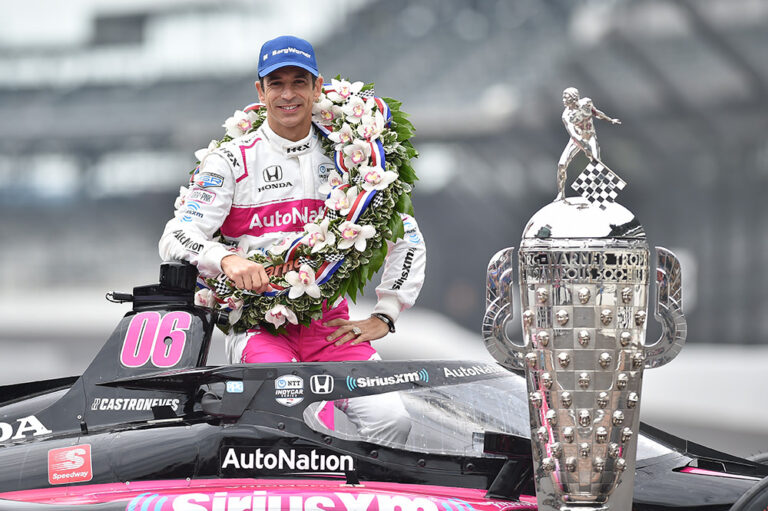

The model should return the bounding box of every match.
[325,316,390,346]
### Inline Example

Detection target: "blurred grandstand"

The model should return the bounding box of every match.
[2,0,768,347]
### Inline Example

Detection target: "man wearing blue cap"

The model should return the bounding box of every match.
[161,35,425,444]
[160,35,425,378]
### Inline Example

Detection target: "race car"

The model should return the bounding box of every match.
[1,262,767,511]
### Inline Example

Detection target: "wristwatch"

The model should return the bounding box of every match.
[372,313,396,333]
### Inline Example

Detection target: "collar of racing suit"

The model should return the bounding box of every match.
[260,119,320,157]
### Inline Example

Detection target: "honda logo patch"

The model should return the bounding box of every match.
[310,374,334,395]
[263,165,283,182]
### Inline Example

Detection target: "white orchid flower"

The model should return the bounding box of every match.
[337,220,376,252]
[357,112,386,141]
[265,304,298,328]
[194,139,219,162]
[228,308,243,325]
[302,218,337,253]
[343,139,371,168]
[360,165,398,192]
[285,264,322,299]
[268,233,301,256]
[225,296,244,325]
[174,186,190,209]
[312,97,341,125]
[325,186,358,215]
[327,79,364,102]
[226,296,243,310]
[341,96,373,124]
[194,288,216,308]
[223,110,258,138]
[328,123,355,151]
[318,169,347,196]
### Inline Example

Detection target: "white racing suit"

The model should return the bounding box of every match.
[159,120,426,445]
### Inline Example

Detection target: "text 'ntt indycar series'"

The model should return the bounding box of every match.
[1,263,768,511]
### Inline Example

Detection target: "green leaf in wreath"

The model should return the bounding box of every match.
[394,125,412,142]
[368,242,388,278]
[389,213,405,241]
[404,143,418,160]
[348,277,359,303]
[395,192,415,217]
[357,276,367,294]
[381,97,402,110]
[335,272,351,299]
[398,162,418,185]
[395,115,415,131]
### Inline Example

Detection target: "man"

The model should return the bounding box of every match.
[556,87,621,199]
[159,36,424,444]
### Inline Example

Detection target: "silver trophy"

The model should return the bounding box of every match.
[483,88,686,511]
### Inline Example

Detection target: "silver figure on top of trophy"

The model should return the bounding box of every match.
[557,87,621,201]
[482,88,686,511]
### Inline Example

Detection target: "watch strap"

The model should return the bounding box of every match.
[372,313,396,333]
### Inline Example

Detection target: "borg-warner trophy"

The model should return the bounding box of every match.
[483,88,687,510]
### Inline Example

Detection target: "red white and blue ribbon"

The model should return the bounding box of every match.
[369,139,386,170]
[244,102,264,114]
[346,189,377,223]
[283,235,305,263]
[315,259,343,285]
[334,149,350,176]
[373,97,392,126]
[314,123,333,137]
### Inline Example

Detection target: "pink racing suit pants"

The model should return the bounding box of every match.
[229,299,411,447]
[239,299,377,363]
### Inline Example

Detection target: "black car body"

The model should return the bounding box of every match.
[0,264,766,510]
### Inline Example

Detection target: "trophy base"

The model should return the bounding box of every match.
[536,502,609,511]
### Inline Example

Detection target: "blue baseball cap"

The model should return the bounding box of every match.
[258,35,319,78]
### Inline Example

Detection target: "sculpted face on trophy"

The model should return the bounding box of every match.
[482,88,687,511]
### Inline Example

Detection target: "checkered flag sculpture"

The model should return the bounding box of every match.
[571,160,626,209]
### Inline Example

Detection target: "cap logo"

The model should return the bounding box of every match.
[272,47,311,59]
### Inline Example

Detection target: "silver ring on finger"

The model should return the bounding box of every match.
[352,326,362,336]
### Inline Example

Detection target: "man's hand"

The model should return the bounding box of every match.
[325,316,390,347]
[611,118,622,125]
[221,254,272,293]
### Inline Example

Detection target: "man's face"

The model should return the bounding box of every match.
[255,66,322,138]
[563,90,578,107]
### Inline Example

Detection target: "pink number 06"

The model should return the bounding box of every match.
[120,311,191,368]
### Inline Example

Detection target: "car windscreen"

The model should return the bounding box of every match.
[303,372,675,461]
